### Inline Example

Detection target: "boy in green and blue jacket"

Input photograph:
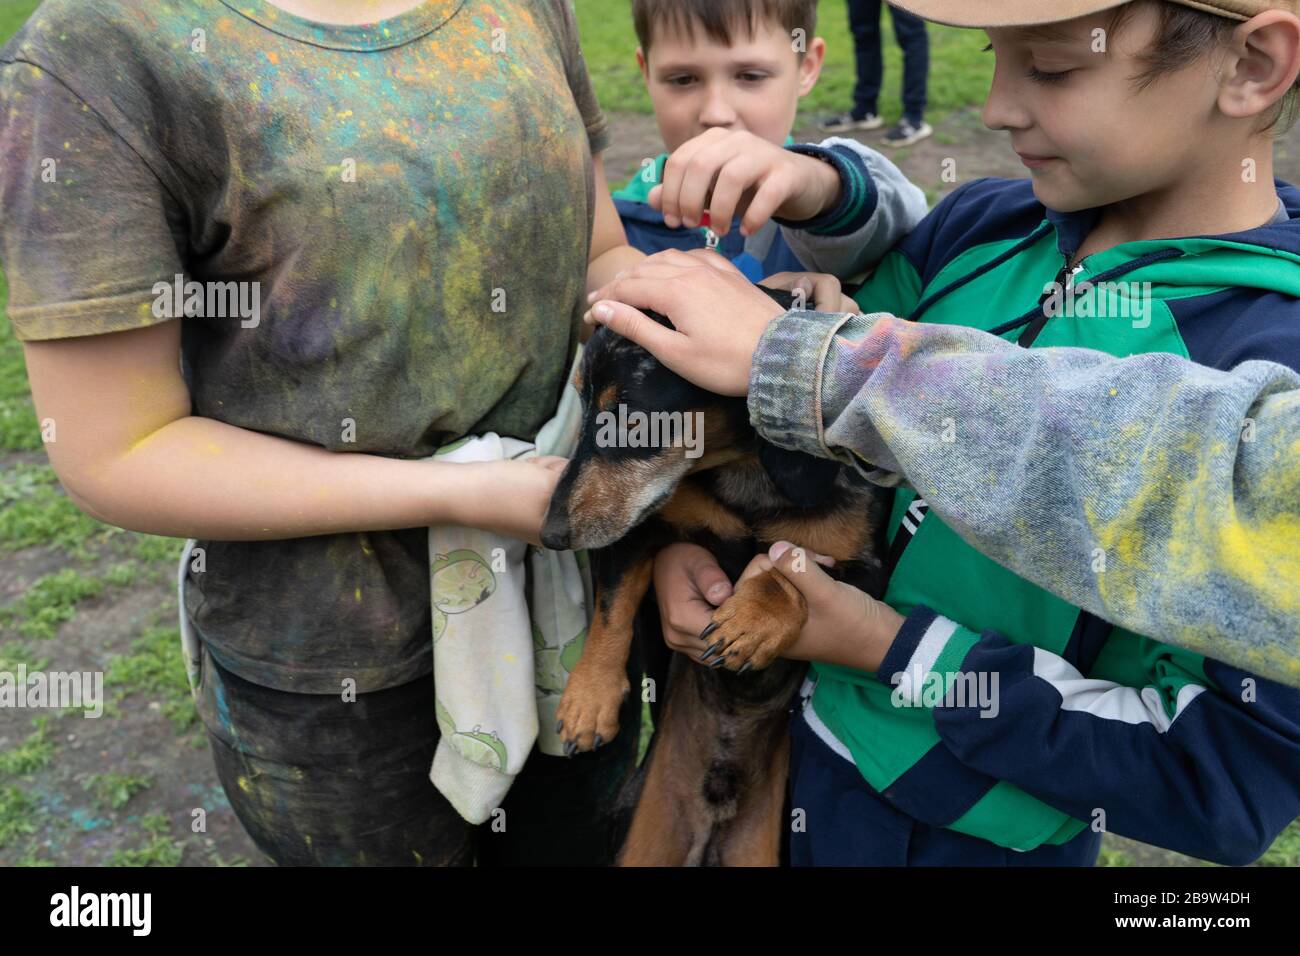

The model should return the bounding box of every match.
[589,0,1300,866]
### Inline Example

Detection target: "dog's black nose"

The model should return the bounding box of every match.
[540,509,570,551]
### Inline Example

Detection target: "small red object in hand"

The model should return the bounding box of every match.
[699,211,711,227]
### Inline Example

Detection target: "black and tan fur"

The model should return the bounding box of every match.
[541,287,889,866]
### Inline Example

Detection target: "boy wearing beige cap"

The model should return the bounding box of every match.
[588,0,1300,865]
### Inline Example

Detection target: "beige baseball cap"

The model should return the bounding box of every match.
[887,0,1296,28]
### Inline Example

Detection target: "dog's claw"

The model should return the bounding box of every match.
[699,621,720,642]
[564,740,577,757]
[593,734,603,749]
[710,655,728,669]
[737,662,752,675]
[701,640,723,662]
[555,720,564,733]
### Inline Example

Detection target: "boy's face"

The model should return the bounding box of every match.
[637,18,824,152]
[983,7,1227,212]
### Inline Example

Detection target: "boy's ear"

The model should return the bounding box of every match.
[636,47,649,80]
[758,440,840,509]
[1220,12,1300,122]
[798,37,827,96]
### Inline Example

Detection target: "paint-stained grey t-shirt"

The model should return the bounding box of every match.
[0,0,608,691]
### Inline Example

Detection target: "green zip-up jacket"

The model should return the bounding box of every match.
[749,176,1300,862]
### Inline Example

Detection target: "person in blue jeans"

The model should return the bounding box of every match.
[821,0,932,147]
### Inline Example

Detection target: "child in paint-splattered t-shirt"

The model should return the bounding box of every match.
[2,0,605,692]
[0,0,638,865]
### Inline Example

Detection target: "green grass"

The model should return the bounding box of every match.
[104,812,185,866]
[0,785,39,850]
[0,274,41,451]
[1259,819,1300,866]
[0,716,55,777]
[83,772,153,812]
[0,567,104,639]
[104,625,200,735]
[1097,845,1134,867]
[574,0,993,121]
[0,460,117,555]
[0,1,39,43]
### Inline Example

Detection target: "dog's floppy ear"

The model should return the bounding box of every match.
[758,440,841,509]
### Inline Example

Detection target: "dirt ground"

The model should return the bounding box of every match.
[3,108,1297,869]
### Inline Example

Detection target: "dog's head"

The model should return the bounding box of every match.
[541,286,840,551]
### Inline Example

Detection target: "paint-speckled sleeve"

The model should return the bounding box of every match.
[749,309,1300,687]
[0,61,184,341]
[550,0,609,155]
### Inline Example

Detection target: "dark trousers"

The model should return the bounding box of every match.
[848,0,930,123]
[194,637,642,866]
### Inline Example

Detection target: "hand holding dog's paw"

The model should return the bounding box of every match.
[699,569,807,672]
[722,541,906,674]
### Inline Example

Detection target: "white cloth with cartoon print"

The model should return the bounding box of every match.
[426,350,592,824]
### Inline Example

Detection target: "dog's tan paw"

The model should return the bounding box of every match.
[555,659,629,754]
[699,569,807,672]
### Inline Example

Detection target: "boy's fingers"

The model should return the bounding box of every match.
[678,160,723,230]
[767,540,837,597]
[530,455,569,473]
[759,272,845,312]
[736,553,774,584]
[660,134,713,227]
[585,299,682,359]
[680,138,749,230]
[740,171,794,237]
[808,274,847,311]
[705,152,763,237]
[682,247,744,275]
[684,552,734,607]
[586,259,688,305]
[758,271,806,292]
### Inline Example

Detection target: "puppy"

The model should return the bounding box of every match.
[542,287,890,865]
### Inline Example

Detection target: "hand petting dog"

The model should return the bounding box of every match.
[584,247,857,396]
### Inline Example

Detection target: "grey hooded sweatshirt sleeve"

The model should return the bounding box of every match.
[748,309,1300,688]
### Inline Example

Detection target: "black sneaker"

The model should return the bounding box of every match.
[819,110,883,133]
[882,118,933,148]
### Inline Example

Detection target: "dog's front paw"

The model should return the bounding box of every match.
[699,569,807,672]
[555,658,630,755]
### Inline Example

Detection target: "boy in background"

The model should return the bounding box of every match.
[614,0,925,282]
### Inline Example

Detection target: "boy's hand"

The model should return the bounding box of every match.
[652,129,842,238]
[585,248,786,396]
[459,457,567,547]
[653,543,735,654]
[761,270,861,314]
[738,540,904,673]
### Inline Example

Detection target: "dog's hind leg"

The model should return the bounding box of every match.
[710,723,791,866]
[617,655,717,865]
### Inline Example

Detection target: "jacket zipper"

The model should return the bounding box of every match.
[1018,256,1087,346]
